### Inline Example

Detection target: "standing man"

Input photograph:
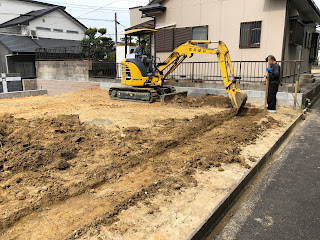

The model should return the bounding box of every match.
[133,40,147,57]
[266,55,281,113]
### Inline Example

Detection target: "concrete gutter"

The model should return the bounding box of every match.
[187,114,303,240]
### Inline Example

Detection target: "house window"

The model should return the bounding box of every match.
[239,21,262,48]
[304,31,312,49]
[53,29,63,33]
[67,30,79,34]
[310,32,319,61]
[192,26,208,47]
[36,27,51,32]
[192,26,208,41]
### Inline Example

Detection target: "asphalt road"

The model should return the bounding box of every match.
[216,102,320,240]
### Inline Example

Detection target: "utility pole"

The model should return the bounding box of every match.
[115,12,118,45]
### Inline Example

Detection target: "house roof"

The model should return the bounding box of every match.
[0,6,87,30]
[126,20,155,31]
[140,3,166,16]
[292,0,320,24]
[147,0,163,5]
[0,6,65,28]
[33,38,80,49]
[0,34,80,53]
[0,34,40,53]
[14,0,59,7]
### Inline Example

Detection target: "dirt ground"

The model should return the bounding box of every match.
[0,89,300,240]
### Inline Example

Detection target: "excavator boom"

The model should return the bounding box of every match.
[155,40,247,112]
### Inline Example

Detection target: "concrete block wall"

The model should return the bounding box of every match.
[23,79,38,91]
[0,90,47,99]
[36,61,92,82]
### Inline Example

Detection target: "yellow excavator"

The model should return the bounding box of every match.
[109,29,247,112]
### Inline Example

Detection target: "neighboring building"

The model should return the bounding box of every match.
[0,0,87,78]
[129,0,320,75]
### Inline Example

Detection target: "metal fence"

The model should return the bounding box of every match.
[89,60,302,83]
[36,46,84,60]
[90,62,120,78]
[164,60,302,83]
[35,45,111,61]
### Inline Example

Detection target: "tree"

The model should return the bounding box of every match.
[80,28,115,61]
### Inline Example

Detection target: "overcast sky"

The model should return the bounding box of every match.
[40,0,150,41]
[40,0,320,41]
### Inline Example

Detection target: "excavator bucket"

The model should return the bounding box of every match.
[228,90,248,114]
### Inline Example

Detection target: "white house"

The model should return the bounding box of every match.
[0,0,86,40]
[0,0,87,78]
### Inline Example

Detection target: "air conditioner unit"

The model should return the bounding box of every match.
[29,30,38,39]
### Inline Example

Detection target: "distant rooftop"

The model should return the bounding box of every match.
[0,6,87,29]
[0,34,80,53]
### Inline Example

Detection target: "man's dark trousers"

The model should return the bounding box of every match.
[267,83,278,110]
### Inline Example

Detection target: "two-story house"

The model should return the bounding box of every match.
[129,0,320,79]
[0,0,87,78]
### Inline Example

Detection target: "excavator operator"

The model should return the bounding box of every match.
[133,40,147,57]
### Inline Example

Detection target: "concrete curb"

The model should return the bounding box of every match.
[187,113,303,240]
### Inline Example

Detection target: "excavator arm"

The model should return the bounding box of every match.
[156,41,247,111]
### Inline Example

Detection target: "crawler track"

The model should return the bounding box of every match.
[108,86,176,103]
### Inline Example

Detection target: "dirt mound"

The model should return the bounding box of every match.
[169,94,233,108]
[0,114,104,173]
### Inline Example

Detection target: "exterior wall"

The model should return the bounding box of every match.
[36,61,92,82]
[154,0,287,62]
[283,4,318,74]
[0,0,47,24]
[130,7,153,27]
[28,10,85,40]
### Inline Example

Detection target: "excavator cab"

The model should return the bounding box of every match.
[122,29,158,84]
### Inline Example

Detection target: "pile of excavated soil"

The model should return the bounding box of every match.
[0,114,104,173]
[0,99,280,239]
[168,94,233,108]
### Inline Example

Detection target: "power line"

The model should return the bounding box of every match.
[44,0,148,7]
[76,0,121,17]
[0,0,139,12]
[0,12,116,21]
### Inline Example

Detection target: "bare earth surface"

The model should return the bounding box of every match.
[0,89,300,240]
